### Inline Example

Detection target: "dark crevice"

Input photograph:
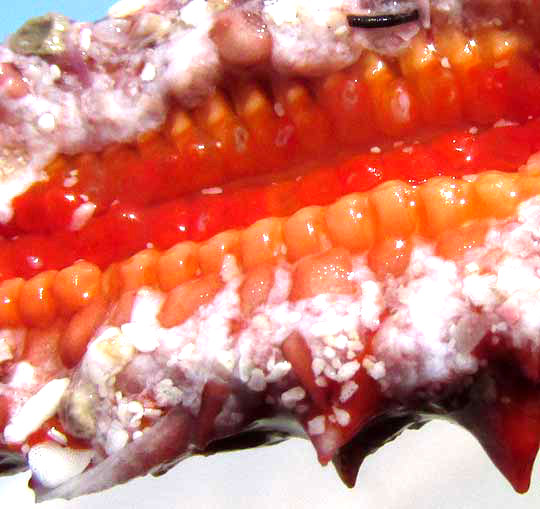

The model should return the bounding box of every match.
[347,10,420,29]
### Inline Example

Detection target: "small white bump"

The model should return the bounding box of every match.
[80,28,92,52]
[323,346,336,359]
[264,1,298,26]
[281,386,306,409]
[7,361,35,390]
[37,113,56,133]
[47,427,68,446]
[26,256,43,270]
[63,176,78,188]
[154,379,183,407]
[50,64,62,81]
[217,350,235,374]
[336,360,360,382]
[333,407,351,427]
[201,187,223,195]
[70,202,96,231]
[180,0,211,26]
[248,368,267,392]
[312,357,325,376]
[331,357,342,370]
[140,62,157,82]
[178,342,196,360]
[144,408,162,418]
[105,422,129,455]
[362,357,386,381]
[307,415,326,436]
[0,339,12,364]
[493,118,518,128]
[274,102,285,117]
[266,361,292,383]
[121,323,159,353]
[339,380,358,403]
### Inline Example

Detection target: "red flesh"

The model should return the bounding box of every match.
[1,119,539,280]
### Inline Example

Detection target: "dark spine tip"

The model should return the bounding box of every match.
[347,9,420,29]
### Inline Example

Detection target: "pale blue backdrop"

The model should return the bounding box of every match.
[1,1,112,40]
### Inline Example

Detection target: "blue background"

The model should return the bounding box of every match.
[0,1,112,40]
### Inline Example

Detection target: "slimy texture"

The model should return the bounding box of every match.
[1,171,539,332]
[3,0,540,503]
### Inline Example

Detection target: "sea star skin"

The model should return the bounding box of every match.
[2,1,540,506]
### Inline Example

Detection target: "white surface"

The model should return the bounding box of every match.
[2,420,540,508]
